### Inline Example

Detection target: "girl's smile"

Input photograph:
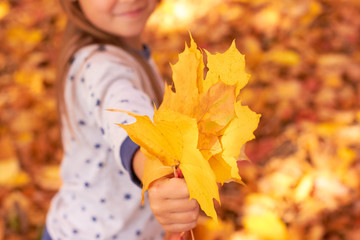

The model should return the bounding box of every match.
[115,5,147,18]
[78,0,158,49]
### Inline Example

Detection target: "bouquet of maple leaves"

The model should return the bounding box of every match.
[111,35,260,221]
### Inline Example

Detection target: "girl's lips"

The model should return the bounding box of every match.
[116,6,146,18]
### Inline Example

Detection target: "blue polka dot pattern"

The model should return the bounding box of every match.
[70,75,75,81]
[124,193,131,200]
[96,99,101,106]
[98,162,104,168]
[84,182,90,188]
[98,45,106,51]
[79,120,86,125]
[100,128,105,135]
[69,56,75,65]
[94,143,101,149]
[136,230,141,236]
[92,216,97,222]
[73,229,78,234]
[100,198,106,203]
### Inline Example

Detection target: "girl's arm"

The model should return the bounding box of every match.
[132,149,199,234]
[132,149,146,180]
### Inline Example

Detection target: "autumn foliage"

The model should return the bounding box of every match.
[0,0,360,240]
[111,35,260,221]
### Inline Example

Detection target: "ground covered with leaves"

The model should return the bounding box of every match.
[0,0,359,239]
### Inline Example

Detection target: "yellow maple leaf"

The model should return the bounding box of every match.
[180,148,219,221]
[111,108,220,220]
[208,154,234,184]
[203,40,250,96]
[113,109,184,166]
[198,132,222,161]
[221,101,260,159]
[196,82,237,162]
[197,82,236,133]
[215,102,260,183]
[159,34,203,116]
[111,34,260,221]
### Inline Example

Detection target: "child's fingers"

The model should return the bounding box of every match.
[150,197,198,216]
[159,210,199,225]
[154,178,190,199]
[149,176,200,234]
[163,198,199,212]
[161,221,198,233]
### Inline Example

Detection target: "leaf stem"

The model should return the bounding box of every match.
[174,165,195,240]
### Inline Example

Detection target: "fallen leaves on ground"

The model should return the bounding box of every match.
[1,0,359,239]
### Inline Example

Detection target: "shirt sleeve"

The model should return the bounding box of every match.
[79,51,154,186]
[120,137,142,186]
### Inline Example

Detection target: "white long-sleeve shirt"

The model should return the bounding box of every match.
[46,44,165,240]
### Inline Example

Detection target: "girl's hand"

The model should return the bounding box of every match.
[148,177,199,234]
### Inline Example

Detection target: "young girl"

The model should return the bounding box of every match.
[43,0,199,239]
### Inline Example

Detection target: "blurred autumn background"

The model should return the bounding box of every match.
[0,0,359,239]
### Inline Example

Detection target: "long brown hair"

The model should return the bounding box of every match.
[57,0,163,133]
